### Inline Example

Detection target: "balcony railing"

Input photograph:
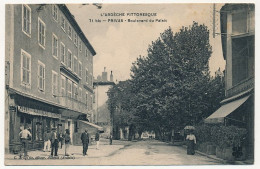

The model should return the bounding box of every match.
[59,96,88,114]
[226,76,254,98]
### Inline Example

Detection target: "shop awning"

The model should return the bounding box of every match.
[78,120,104,132]
[204,95,250,123]
[18,106,61,119]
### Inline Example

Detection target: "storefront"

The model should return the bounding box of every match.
[8,94,62,153]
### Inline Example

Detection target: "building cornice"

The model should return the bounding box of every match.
[58,4,96,56]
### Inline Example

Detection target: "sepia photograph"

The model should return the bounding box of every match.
[2,0,256,166]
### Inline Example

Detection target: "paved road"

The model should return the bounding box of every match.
[101,140,222,165]
[5,139,222,165]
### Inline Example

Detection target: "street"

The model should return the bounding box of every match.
[5,139,222,165]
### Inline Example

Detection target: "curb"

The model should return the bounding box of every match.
[181,145,251,165]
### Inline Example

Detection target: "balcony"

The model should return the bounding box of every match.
[226,77,254,98]
[59,96,88,115]
[60,64,80,83]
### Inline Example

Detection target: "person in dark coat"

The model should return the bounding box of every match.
[50,128,59,156]
[81,129,89,156]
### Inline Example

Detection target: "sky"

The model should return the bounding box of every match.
[68,3,226,81]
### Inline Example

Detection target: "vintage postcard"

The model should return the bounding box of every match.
[3,1,256,166]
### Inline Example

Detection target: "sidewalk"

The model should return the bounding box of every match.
[5,138,131,160]
[179,144,254,165]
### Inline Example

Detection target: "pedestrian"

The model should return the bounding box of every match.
[109,134,113,145]
[64,129,71,156]
[50,127,59,156]
[186,130,196,155]
[81,129,89,156]
[19,124,32,157]
[43,129,51,152]
[95,131,100,150]
[58,129,64,149]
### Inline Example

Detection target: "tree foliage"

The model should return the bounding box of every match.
[107,22,225,140]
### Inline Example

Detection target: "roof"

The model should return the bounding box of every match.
[58,4,96,56]
[93,81,115,86]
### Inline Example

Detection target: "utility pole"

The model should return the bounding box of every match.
[213,3,216,38]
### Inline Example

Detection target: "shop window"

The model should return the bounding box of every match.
[36,122,43,141]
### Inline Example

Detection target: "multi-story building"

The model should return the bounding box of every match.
[93,68,115,137]
[5,4,96,153]
[205,4,254,159]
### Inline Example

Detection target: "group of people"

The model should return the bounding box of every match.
[43,128,71,156]
[19,125,101,157]
[80,129,100,156]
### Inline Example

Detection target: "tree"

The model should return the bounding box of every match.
[130,22,217,139]
[107,22,225,141]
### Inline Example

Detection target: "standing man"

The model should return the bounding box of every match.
[81,129,89,156]
[19,124,32,157]
[109,134,113,145]
[50,128,59,156]
[43,129,51,152]
[95,131,100,150]
[64,129,71,156]
[58,129,64,149]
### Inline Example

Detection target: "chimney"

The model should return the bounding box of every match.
[102,67,108,81]
[110,71,114,82]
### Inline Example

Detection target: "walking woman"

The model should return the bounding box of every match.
[186,130,196,155]
[64,129,71,156]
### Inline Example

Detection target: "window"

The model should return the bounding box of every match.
[79,41,82,52]
[68,80,72,98]
[79,88,82,101]
[61,75,66,96]
[68,25,72,39]
[22,4,31,36]
[74,33,78,46]
[85,69,89,84]
[52,34,58,59]
[90,95,93,110]
[21,49,31,86]
[85,49,88,58]
[89,73,93,86]
[38,18,46,48]
[60,42,65,64]
[85,92,88,105]
[52,71,58,96]
[67,50,72,69]
[38,61,45,91]
[78,62,82,78]
[232,36,254,85]
[232,10,255,35]
[73,83,78,100]
[73,56,78,74]
[52,5,58,21]
[61,16,66,31]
